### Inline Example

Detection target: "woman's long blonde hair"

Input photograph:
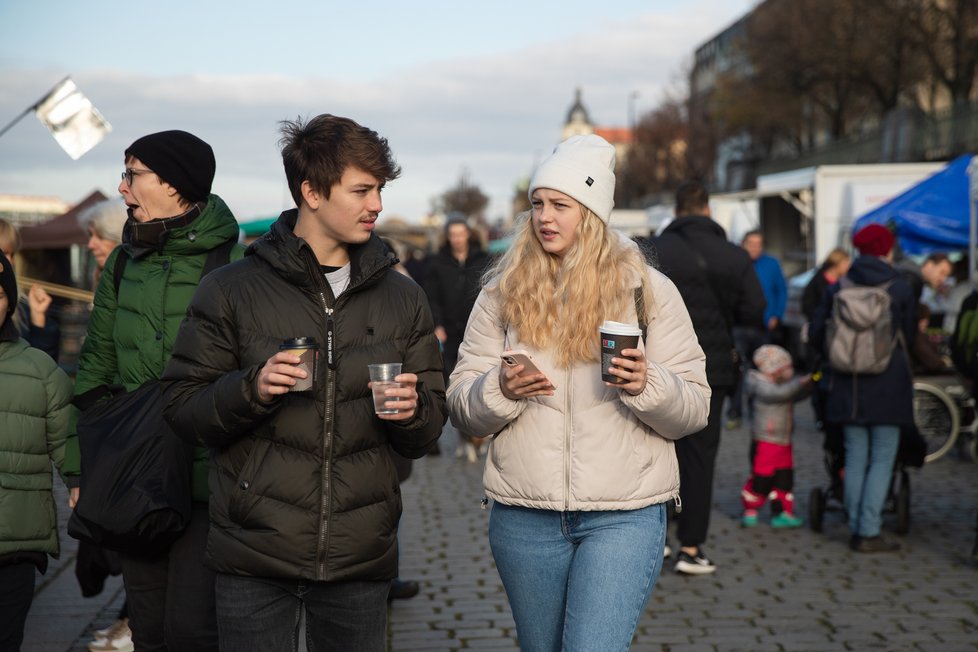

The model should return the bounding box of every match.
[485,206,653,368]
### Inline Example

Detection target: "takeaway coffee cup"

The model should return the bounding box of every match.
[280,337,319,392]
[599,321,642,384]
[368,362,402,415]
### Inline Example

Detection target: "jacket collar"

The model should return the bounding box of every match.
[249,208,395,295]
[662,214,729,240]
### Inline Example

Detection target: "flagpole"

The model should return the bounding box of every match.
[0,76,72,141]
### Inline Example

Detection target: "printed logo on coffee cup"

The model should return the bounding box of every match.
[602,338,616,350]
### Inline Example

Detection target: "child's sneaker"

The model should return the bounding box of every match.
[741,512,758,527]
[770,512,804,529]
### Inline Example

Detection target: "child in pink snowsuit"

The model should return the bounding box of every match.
[741,344,813,528]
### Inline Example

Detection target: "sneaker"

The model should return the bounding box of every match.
[88,619,133,652]
[850,535,900,553]
[770,512,804,529]
[465,442,478,463]
[663,543,672,559]
[724,417,742,430]
[675,549,717,575]
[741,512,759,527]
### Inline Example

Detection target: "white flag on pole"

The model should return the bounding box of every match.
[34,77,111,160]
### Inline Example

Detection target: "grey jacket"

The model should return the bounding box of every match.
[745,370,812,445]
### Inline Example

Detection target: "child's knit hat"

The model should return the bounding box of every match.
[0,249,18,340]
[753,344,792,375]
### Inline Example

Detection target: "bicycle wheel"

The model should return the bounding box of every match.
[913,381,960,463]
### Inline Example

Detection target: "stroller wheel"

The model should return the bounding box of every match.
[809,487,825,533]
[895,470,911,535]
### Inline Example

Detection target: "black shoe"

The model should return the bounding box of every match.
[388,578,420,600]
[674,548,717,575]
[851,535,900,553]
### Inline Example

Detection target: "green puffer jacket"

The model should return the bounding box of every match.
[0,337,73,561]
[63,194,243,502]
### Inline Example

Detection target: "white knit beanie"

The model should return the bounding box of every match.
[529,134,616,223]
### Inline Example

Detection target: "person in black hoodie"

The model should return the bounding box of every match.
[423,214,490,459]
[644,181,766,575]
[809,223,916,553]
[162,114,447,651]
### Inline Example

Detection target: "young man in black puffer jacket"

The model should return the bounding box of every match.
[162,114,447,651]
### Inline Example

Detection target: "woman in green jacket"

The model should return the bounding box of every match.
[64,130,242,652]
[0,250,73,652]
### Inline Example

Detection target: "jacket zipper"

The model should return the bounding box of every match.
[318,296,334,581]
[563,367,572,511]
[307,247,390,580]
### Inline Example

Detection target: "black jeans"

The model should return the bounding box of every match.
[0,562,35,652]
[215,574,390,652]
[675,388,729,548]
[121,502,216,651]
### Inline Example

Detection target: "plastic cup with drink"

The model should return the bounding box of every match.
[368,362,402,414]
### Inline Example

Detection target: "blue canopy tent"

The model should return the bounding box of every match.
[852,154,975,256]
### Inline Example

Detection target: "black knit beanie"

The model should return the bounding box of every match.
[125,130,216,203]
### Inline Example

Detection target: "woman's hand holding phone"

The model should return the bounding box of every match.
[500,350,556,400]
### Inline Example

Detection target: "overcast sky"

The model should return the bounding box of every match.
[0,0,756,224]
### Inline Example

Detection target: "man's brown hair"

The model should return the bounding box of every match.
[674,180,709,217]
[279,114,402,207]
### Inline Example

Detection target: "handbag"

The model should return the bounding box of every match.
[67,381,195,557]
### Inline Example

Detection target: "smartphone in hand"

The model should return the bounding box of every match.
[501,350,555,388]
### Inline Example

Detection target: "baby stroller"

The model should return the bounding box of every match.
[807,422,920,534]
[806,365,926,535]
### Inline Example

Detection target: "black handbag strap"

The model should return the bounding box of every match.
[634,287,648,341]
[112,237,236,296]
[73,384,127,411]
[91,238,237,409]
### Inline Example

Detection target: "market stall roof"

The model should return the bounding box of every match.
[19,190,108,250]
[852,154,974,255]
[239,216,276,238]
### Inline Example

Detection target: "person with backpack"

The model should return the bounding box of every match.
[63,130,243,650]
[809,223,916,554]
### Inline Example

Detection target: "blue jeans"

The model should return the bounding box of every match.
[489,502,666,652]
[843,424,900,537]
[214,574,389,652]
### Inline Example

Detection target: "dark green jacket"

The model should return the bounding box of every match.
[0,337,73,562]
[63,194,243,502]
[161,210,447,582]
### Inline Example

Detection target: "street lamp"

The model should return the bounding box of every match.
[628,91,639,133]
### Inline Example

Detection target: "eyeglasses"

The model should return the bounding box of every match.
[121,167,153,186]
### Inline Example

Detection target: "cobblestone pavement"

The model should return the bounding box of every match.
[24,401,978,651]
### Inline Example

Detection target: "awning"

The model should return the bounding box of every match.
[19,190,108,250]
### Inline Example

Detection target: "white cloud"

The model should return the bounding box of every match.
[0,1,752,223]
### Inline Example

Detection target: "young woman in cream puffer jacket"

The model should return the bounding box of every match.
[446,134,709,652]
[448,263,709,511]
